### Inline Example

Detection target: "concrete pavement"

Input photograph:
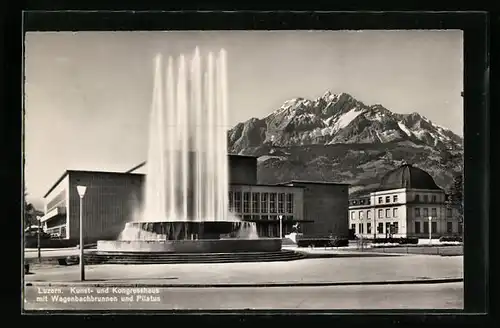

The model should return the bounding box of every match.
[24,248,79,260]
[285,245,463,256]
[25,255,463,286]
[23,282,463,310]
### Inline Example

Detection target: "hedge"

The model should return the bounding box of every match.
[297,237,349,248]
[372,237,419,245]
[439,235,463,243]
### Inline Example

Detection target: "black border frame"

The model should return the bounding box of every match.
[5,8,490,325]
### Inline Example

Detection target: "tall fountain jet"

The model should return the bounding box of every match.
[141,48,230,224]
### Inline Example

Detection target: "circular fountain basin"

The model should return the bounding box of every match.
[119,220,259,241]
[97,238,282,253]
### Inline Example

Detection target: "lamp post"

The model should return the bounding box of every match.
[37,215,42,262]
[360,229,364,251]
[76,185,87,281]
[428,216,432,245]
[278,215,283,239]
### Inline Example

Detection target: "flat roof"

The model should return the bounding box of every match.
[43,171,70,198]
[43,169,144,198]
[43,169,301,198]
[278,180,351,186]
[125,154,258,173]
[125,161,146,173]
[230,183,305,189]
[228,153,258,159]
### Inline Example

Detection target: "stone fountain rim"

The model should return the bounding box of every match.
[102,238,280,243]
[125,220,255,223]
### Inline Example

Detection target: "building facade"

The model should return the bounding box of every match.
[41,154,349,243]
[281,181,349,238]
[348,163,463,239]
[41,171,144,241]
[228,184,304,237]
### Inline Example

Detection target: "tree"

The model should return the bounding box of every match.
[24,187,39,230]
[447,172,464,223]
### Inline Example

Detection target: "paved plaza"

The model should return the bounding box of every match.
[24,248,80,259]
[25,254,463,286]
[24,250,463,310]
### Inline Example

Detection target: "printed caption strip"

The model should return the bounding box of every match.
[24,286,162,310]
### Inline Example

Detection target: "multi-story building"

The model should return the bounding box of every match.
[349,163,463,239]
[40,154,349,244]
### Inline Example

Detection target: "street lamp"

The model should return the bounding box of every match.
[37,215,42,262]
[278,215,283,239]
[428,216,432,245]
[76,185,87,281]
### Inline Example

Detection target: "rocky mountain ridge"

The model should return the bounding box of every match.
[227,91,463,194]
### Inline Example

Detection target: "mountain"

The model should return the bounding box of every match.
[227,91,463,194]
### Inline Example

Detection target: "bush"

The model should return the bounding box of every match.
[329,237,349,247]
[372,237,418,245]
[399,237,419,245]
[296,237,349,248]
[373,238,398,244]
[297,239,330,247]
[439,236,463,243]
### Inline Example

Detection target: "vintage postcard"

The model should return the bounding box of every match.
[23,30,464,311]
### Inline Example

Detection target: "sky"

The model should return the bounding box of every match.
[24,30,463,207]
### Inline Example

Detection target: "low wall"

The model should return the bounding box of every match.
[97,238,282,253]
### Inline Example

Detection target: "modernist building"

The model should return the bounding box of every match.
[40,154,349,244]
[348,163,463,239]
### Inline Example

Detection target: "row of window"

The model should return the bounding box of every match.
[46,190,66,213]
[352,221,463,235]
[350,198,370,206]
[415,208,438,218]
[414,194,439,203]
[377,195,399,204]
[375,194,441,205]
[351,208,399,220]
[229,191,294,214]
[351,207,453,221]
[236,214,294,221]
[414,221,437,234]
[46,225,67,239]
[414,221,461,234]
[351,222,399,235]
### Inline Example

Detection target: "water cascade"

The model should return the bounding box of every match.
[119,48,257,241]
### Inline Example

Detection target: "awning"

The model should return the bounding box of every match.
[39,206,66,223]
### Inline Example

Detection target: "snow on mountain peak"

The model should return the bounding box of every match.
[333,108,364,130]
[397,121,413,137]
[229,91,462,152]
[322,90,336,101]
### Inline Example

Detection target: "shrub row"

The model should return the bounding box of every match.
[439,236,463,243]
[297,237,349,248]
[372,237,419,245]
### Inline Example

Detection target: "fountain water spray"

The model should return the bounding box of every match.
[119,48,258,241]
